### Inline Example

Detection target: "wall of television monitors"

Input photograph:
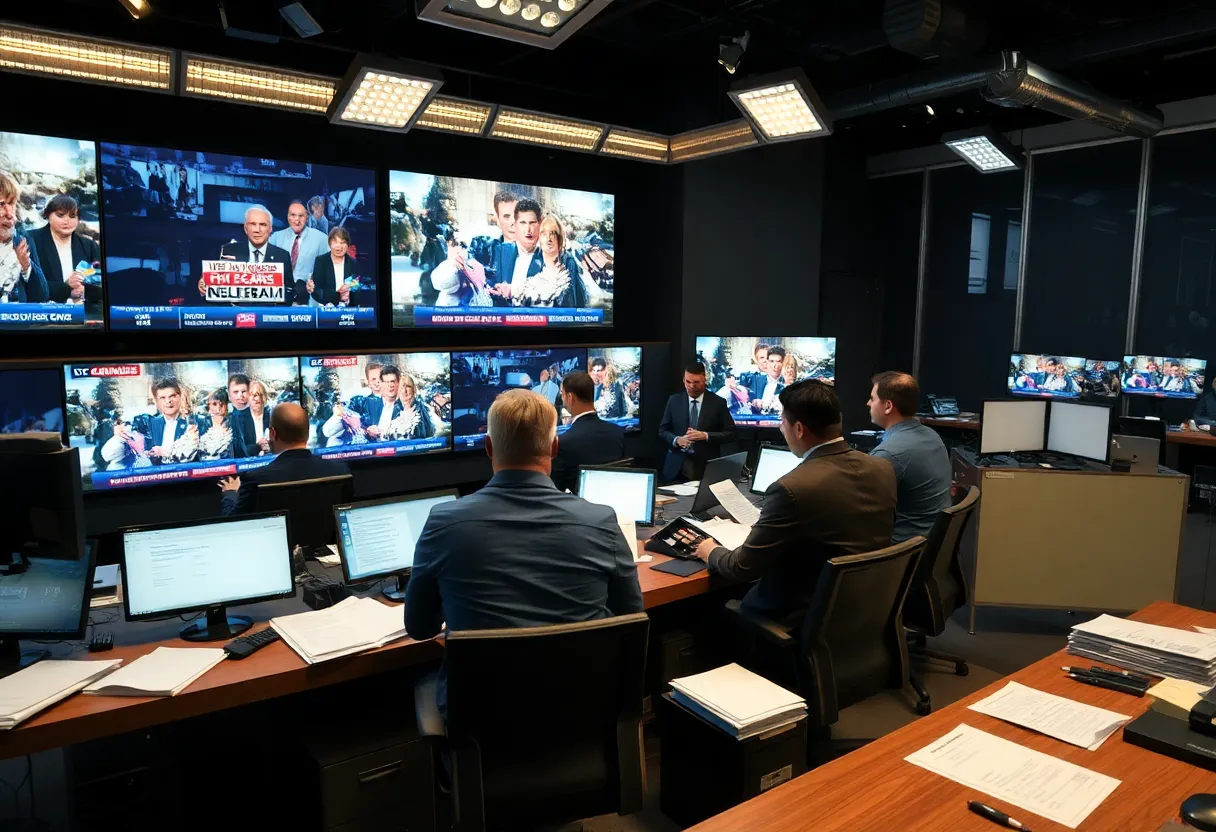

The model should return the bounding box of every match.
[1009,352,1207,401]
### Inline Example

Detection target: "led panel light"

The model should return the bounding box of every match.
[416,96,496,135]
[0,23,173,91]
[728,69,832,143]
[669,120,758,164]
[416,0,615,50]
[489,108,605,152]
[327,55,443,132]
[599,127,669,163]
[182,54,337,113]
[942,127,1024,173]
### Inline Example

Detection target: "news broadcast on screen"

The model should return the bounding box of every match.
[389,171,614,328]
[1121,355,1207,398]
[693,337,836,426]
[1082,359,1122,398]
[300,353,451,461]
[588,346,641,432]
[1008,353,1085,398]
[100,142,377,331]
[0,131,104,329]
[451,348,587,450]
[63,357,300,490]
[0,368,65,436]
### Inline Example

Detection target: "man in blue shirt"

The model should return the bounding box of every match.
[405,388,644,734]
[867,372,953,542]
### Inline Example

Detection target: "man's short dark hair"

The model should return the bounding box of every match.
[871,371,920,417]
[228,373,251,388]
[152,377,181,397]
[514,198,542,220]
[42,194,79,219]
[591,357,607,370]
[684,362,706,377]
[379,364,401,382]
[779,380,841,437]
[562,370,594,403]
[767,345,786,360]
[493,190,518,211]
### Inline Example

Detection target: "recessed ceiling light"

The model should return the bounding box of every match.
[416,0,614,49]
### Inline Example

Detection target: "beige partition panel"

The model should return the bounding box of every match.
[974,469,1188,612]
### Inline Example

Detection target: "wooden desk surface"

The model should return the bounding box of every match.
[689,601,1216,832]
[921,416,981,431]
[1168,428,1216,447]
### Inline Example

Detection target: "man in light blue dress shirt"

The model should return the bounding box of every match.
[867,371,953,542]
[269,200,329,289]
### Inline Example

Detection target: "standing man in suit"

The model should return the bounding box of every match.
[196,204,297,306]
[269,200,328,291]
[659,362,737,482]
[590,357,627,420]
[218,403,349,515]
[29,195,97,304]
[551,371,626,492]
[746,345,787,412]
[405,389,643,734]
[0,171,49,304]
[100,377,198,468]
[693,380,897,629]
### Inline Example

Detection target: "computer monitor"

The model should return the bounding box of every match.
[0,547,95,677]
[928,396,961,417]
[121,512,296,642]
[979,400,1047,455]
[334,489,458,601]
[750,444,801,495]
[690,452,749,516]
[577,467,657,526]
[255,475,355,556]
[1047,401,1111,463]
[0,437,84,564]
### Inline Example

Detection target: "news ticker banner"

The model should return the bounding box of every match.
[455,420,575,452]
[412,307,605,327]
[313,437,449,461]
[90,455,275,490]
[110,306,376,330]
[0,303,87,327]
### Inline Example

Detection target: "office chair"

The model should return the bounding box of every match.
[1119,416,1169,466]
[254,474,354,555]
[725,537,926,763]
[904,486,981,715]
[442,613,650,831]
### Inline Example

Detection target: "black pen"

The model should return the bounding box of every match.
[1065,671,1146,696]
[968,800,1031,830]
[1061,666,1150,688]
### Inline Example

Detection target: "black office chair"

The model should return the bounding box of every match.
[254,474,354,555]
[442,613,649,831]
[1119,416,1169,466]
[904,486,981,715]
[725,537,926,763]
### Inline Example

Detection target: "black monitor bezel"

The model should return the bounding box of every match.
[749,443,801,495]
[119,510,296,622]
[0,541,98,640]
[576,465,657,526]
[332,488,460,585]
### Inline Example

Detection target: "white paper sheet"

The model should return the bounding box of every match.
[315,544,342,567]
[685,516,752,550]
[0,660,122,727]
[1195,626,1216,635]
[617,520,643,562]
[905,724,1121,829]
[708,479,761,526]
[85,647,225,697]
[658,482,699,496]
[967,681,1131,750]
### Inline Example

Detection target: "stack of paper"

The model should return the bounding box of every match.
[967,681,1132,749]
[1067,614,1216,685]
[85,647,225,697]
[0,660,122,728]
[272,597,407,664]
[670,663,805,740]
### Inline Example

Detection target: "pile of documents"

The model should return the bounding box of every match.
[1067,614,1216,686]
[85,647,226,697]
[272,596,407,664]
[670,663,805,740]
[0,660,122,728]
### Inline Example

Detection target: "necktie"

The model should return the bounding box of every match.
[290,235,300,268]
[689,399,699,430]
[254,249,262,263]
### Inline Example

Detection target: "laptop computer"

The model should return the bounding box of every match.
[690,452,748,519]
[1111,434,1159,474]
[929,395,961,417]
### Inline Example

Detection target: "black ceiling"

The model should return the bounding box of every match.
[9,0,1216,154]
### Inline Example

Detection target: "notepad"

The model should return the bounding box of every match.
[967,681,1131,750]
[272,596,407,664]
[685,516,751,550]
[85,647,226,697]
[0,660,122,729]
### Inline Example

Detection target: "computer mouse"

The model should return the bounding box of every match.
[1181,794,1216,830]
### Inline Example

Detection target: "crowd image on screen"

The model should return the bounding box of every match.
[1082,359,1122,398]
[1121,355,1207,398]
[1008,353,1085,398]
[588,346,641,431]
[693,337,836,425]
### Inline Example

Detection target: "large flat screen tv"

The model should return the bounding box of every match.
[100,143,377,331]
[1008,353,1085,399]
[588,346,641,433]
[0,131,104,329]
[1121,355,1206,399]
[389,171,614,328]
[693,337,836,426]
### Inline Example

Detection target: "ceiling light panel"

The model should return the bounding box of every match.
[416,0,614,49]
[182,54,336,113]
[489,108,605,152]
[669,121,757,163]
[728,70,832,143]
[328,56,443,132]
[0,23,173,91]
[941,128,1024,173]
[599,127,669,163]
[416,96,495,135]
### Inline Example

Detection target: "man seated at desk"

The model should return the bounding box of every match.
[550,370,626,493]
[1194,381,1216,430]
[692,379,896,629]
[405,389,643,735]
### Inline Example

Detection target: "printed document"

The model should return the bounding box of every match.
[708,480,761,526]
[967,681,1131,749]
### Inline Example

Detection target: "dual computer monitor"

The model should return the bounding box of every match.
[980,399,1111,462]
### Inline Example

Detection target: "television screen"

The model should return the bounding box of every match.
[0,131,104,329]
[1082,359,1121,399]
[389,171,614,328]
[1,368,65,436]
[100,142,377,331]
[1008,354,1085,398]
[588,346,641,432]
[1121,355,1206,399]
[693,337,836,426]
[451,348,587,451]
[300,353,451,461]
[64,356,300,490]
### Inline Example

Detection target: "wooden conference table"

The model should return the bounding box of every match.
[688,601,1216,832]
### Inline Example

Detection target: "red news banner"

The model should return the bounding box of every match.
[202,261,285,303]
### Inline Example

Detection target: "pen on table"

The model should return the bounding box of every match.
[1063,670,1147,696]
[1061,666,1150,688]
[968,800,1031,830]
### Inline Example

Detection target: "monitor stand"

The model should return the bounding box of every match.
[383,574,409,603]
[180,607,253,642]
[0,637,49,679]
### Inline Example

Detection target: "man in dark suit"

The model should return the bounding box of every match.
[29,195,99,304]
[218,403,349,515]
[226,373,252,459]
[551,371,626,492]
[746,345,786,409]
[659,362,737,482]
[693,380,897,629]
[0,171,49,304]
[488,198,544,306]
[196,204,297,306]
[99,377,197,468]
[405,388,643,734]
[589,356,628,420]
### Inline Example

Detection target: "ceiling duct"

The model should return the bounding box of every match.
[883,0,987,59]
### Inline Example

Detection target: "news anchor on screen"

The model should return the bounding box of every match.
[308,227,359,306]
[233,379,273,457]
[659,362,736,482]
[0,171,49,304]
[269,200,327,288]
[195,204,297,305]
[29,195,97,304]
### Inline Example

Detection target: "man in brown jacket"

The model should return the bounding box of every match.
[694,379,897,629]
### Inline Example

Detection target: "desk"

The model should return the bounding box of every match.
[689,601,1216,832]
[1168,428,1216,448]
[921,416,981,432]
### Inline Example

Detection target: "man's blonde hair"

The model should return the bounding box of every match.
[487,389,556,465]
[0,171,19,204]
